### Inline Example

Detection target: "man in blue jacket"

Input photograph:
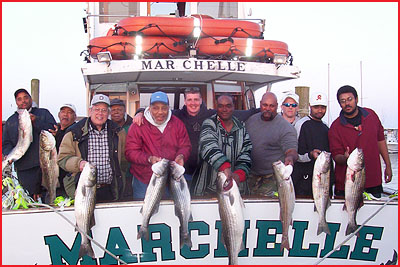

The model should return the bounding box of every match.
[2,88,56,201]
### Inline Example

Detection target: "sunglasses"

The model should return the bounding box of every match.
[282,103,298,108]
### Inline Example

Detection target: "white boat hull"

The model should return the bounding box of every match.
[2,198,398,265]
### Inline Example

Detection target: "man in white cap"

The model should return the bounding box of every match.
[280,91,300,126]
[49,104,77,197]
[58,94,126,202]
[292,92,333,198]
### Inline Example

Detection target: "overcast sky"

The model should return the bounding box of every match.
[2,2,398,128]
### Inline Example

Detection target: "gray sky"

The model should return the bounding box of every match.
[2,2,398,128]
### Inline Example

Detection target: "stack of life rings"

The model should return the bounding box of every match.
[88,15,290,63]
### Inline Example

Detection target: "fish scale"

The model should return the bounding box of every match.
[312,151,331,236]
[169,161,193,248]
[217,172,245,265]
[344,148,365,236]
[137,158,170,241]
[74,162,97,258]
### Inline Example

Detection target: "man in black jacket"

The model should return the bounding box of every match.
[2,88,56,200]
[292,92,333,197]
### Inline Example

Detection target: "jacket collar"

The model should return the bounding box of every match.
[339,106,369,125]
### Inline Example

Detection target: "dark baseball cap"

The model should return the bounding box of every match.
[14,88,31,98]
[110,98,125,107]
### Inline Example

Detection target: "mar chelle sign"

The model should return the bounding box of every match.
[2,199,398,265]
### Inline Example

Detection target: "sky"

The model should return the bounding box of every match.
[2,2,398,128]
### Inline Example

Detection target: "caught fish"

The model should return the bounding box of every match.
[169,161,193,248]
[75,162,97,258]
[2,109,33,172]
[272,161,295,252]
[344,148,365,236]
[312,151,331,235]
[39,130,59,205]
[137,158,169,241]
[216,172,245,265]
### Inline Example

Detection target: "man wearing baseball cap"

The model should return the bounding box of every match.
[58,94,127,202]
[280,91,300,126]
[47,103,77,197]
[2,88,57,201]
[109,98,133,200]
[125,91,191,199]
[292,92,334,198]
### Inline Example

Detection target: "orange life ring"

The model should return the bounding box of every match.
[88,35,187,60]
[196,37,289,59]
[116,16,262,38]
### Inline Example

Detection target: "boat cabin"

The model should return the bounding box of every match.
[81,2,300,116]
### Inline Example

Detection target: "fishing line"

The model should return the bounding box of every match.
[314,195,398,265]
[28,202,128,265]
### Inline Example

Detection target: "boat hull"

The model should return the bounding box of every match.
[2,198,397,265]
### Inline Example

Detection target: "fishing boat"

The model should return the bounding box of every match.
[2,2,398,265]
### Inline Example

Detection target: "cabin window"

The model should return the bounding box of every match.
[99,2,140,23]
[196,2,238,18]
[150,2,190,17]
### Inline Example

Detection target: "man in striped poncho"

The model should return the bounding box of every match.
[191,94,252,197]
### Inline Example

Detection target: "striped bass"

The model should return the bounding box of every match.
[75,162,97,258]
[137,158,169,241]
[273,160,295,252]
[216,172,245,265]
[344,148,365,236]
[312,151,331,235]
[39,130,59,205]
[169,161,193,248]
[2,109,33,172]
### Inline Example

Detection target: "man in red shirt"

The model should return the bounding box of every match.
[328,85,392,198]
[125,91,191,199]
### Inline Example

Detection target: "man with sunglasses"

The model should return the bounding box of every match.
[292,92,334,198]
[58,94,126,202]
[280,91,301,126]
[328,85,392,199]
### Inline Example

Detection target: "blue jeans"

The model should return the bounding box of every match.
[132,175,171,200]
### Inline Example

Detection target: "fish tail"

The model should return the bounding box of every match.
[317,220,331,236]
[345,222,358,236]
[180,232,192,249]
[137,226,149,241]
[228,254,239,265]
[79,241,95,258]
[280,235,290,252]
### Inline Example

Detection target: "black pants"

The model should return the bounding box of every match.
[16,166,42,196]
[96,185,114,203]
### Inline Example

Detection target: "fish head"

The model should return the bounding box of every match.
[272,161,293,181]
[169,161,185,180]
[315,151,331,173]
[82,162,97,187]
[217,171,232,193]
[40,130,56,151]
[151,158,169,176]
[17,109,32,129]
[347,148,364,172]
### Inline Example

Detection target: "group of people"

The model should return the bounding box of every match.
[2,85,392,204]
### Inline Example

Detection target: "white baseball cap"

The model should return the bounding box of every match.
[281,91,299,104]
[309,92,328,106]
[90,94,110,107]
[60,104,76,113]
